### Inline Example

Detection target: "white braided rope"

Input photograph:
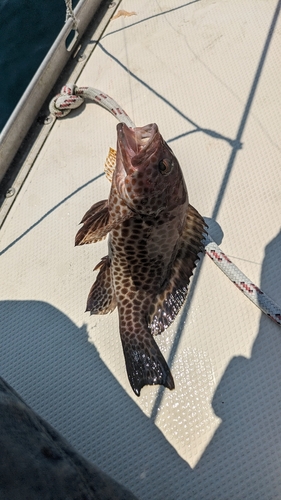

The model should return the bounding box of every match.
[49,83,135,128]
[204,234,281,326]
[49,83,281,327]
[64,0,78,30]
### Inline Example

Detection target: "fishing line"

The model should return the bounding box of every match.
[122,17,136,126]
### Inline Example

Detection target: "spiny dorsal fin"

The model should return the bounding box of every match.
[148,204,207,335]
[104,147,117,183]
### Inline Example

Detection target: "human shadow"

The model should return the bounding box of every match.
[191,229,281,499]
[2,229,281,499]
[0,299,192,500]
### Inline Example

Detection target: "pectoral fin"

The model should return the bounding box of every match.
[75,186,133,245]
[149,204,207,335]
[75,199,111,245]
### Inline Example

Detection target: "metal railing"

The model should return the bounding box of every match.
[0,0,104,184]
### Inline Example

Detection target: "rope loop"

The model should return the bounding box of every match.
[49,83,84,118]
[49,84,135,127]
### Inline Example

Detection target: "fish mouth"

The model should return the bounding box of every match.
[117,123,159,173]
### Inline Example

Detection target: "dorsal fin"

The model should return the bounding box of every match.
[148,205,207,335]
[104,147,117,183]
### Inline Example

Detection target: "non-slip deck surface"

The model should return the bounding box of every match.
[1,1,281,498]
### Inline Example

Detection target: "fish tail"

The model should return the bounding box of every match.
[120,328,174,396]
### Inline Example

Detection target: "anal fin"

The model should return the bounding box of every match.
[86,256,117,314]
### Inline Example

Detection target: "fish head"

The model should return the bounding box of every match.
[115,123,188,215]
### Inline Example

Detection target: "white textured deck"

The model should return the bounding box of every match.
[1,1,281,498]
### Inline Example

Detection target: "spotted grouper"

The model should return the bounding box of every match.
[75,123,206,396]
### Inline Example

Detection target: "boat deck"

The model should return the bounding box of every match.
[1,1,281,498]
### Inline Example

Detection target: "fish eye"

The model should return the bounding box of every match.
[158,159,174,175]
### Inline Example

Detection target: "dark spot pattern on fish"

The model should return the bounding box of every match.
[76,123,206,395]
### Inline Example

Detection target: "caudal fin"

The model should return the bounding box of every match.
[120,329,174,396]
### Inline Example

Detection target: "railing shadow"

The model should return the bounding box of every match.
[0,173,104,256]
[151,0,281,418]
[96,42,237,148]
[103,0,201,39]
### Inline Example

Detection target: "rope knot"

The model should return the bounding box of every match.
[49,83,84,118]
